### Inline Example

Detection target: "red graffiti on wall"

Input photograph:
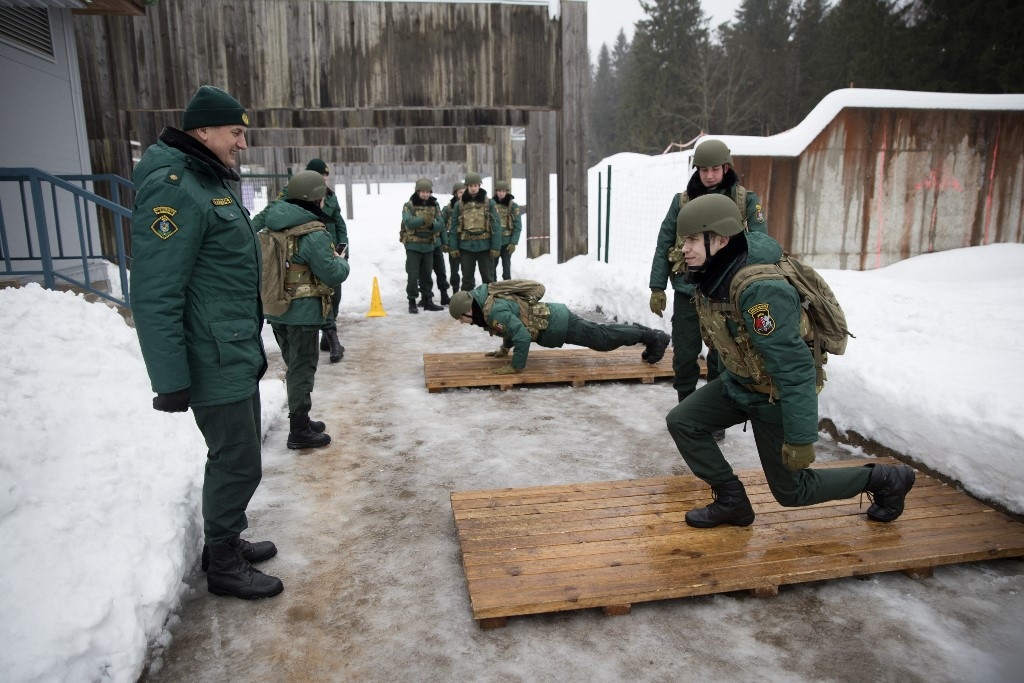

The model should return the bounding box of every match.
[914,170,963,192]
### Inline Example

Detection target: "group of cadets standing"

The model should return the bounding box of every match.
[129,85,917,605]
[401,171,522,313]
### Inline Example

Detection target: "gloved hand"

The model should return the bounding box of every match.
[492,364,519,375]
[781,443,816,471]
[153,388,190,413]
[507,244,516,254]
[441,245,450,253]
[489,249,500,259]
[485,346,510,358]
[650,289,667,317]
[451,249,460,259]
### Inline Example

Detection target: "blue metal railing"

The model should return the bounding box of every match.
[0,168,133,308]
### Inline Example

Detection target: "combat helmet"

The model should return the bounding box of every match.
[494,180,510,192]
[692,139,732,168]
[465,171,483,186]
[452,181,466,194]
[286,170,327,201]
[449,291,473,319]
[415,178,433,192]
[676,194,744,238]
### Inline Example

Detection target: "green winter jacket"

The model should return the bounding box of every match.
[448,189,502,253]
[130,129,267,407]
[494,194,522,247]
[401,194,444,254]
[261,201,350,327]
[695,231,819,445]
[649,169,768,297]
[468,284,570,370]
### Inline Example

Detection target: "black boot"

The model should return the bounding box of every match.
[422,296,444,312]
[408,298,419,314]
[201,537,278,571]
[206,536,283,599]
[440,288,451,305]
[287,415,331,449]
[685,479,756,528]
[640,327,671,364]
[864,463,916,522]
[325,329,344,363]
[308,417,326,433]
[319,331,330,352]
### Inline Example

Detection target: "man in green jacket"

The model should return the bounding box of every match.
[401,179,445,314]
[130,85,281,600]
[649,139,769,441]
[665,194,915,528]
[448,171,501,291]
[449,285,669,374]
[492,180,522,280]
[260,171,350,449]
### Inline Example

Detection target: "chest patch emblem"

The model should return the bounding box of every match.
[150,206,179,240]
[212,197,233,206]
[747,302,776,336]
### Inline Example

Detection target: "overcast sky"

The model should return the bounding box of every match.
[587,0,743,52]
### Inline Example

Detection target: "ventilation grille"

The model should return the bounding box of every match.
[0,8,54,58]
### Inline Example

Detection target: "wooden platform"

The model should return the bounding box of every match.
[424,347,698,393]
[450,458,1024,629]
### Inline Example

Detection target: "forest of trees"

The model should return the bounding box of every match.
[586,0,1024,163]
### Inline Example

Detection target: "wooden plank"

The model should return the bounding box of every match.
[424,347,697,392]
[450,458,1024,627]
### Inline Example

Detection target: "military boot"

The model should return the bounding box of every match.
[640,327,671,364]
[440,288,451,306]
[319,331,330,352]
[864,463,916,522]
[287,415,331,449]
[201,537,278,571]
[422,296,444,312]
[408,298,419,314]
[685,479,756,528]
[325,329,344,363]
[206,536,283,599]
[308,417,326,433]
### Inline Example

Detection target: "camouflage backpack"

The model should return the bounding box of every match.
[482,279,550,341]
[258,221,330,316]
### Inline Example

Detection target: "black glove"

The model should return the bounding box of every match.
[153,388,191,413]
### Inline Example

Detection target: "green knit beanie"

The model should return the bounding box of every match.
[182,85,249,130]
[306,158,329,175]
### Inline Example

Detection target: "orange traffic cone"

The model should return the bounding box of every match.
[366,276,387,317]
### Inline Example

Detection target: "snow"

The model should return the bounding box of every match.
[2,169,1024,681]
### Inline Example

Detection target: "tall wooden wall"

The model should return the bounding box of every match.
[72,0,589,259]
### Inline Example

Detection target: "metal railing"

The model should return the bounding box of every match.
[0,168,133,308]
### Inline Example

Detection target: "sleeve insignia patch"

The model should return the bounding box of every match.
[490,321,506,335]
[211,197,234,206]
[150,207,179,240]
[747,302,776,336]
[755,204,765,223]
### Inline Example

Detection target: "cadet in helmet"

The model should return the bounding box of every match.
[664,194,915,529]
[261,171,350,449]
[448,171,502,291]
[649,138,769,441]
[401,178,445,313]
[448,285,670,374]
[492,180,522,280]
[307,159,349,363]
[440,182,466,292]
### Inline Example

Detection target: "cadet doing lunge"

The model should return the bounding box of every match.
[449,281,670,374]
[664,194,915,528]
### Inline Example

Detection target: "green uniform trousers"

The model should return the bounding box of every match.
[321,283,342,332]
[672,291,719,400]
[431,245,450,292]
[271,322,320,418]
[498,244,514,280]
[458,249,496,291]
[563,313,645,351]
[405,249,434,300]
[666,378,870,506]
[192,392,263,545]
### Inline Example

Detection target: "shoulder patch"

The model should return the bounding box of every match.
[150,207,179,240]
[747,302,775,336]
[754,204,765,223]
[211,197,234,206]
[490,320,506,335]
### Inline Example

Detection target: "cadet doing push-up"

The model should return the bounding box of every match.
[449,282,671,375]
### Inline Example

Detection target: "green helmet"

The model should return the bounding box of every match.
[494,180,510,192]
[692,139,732,168]
[676,194,744,238]
[286,170,327,201]
[452,181,466,194]
[415,178,433,192]
[465,171,482,186]
[449,291,473,319]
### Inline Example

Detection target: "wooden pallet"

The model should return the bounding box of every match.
[450,458,1024,629]
[423,347,697,393]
